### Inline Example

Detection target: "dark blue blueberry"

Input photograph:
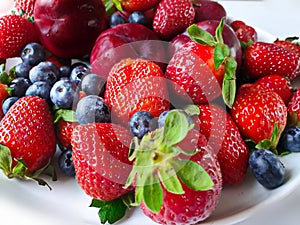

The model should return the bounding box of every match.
[129,111,157,139]
[157,109,193,128]
[69,62,90,85]
[29,61,59,85]
[109,12,126,27]
[80,73,106,96]
[249,149,285,189]
[2,96,19,115]
[9,77,32,97]
[14,62,32,78]
[21,42,46,66]
[278,126,300,152]
[128,11,149,26]
[59,65,71,78]
[50,79,79,109]
[25,81,52,101]
[58,149,76,177]
[75,95,111,124]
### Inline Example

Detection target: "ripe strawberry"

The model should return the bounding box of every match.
[165,20,237,107]
[71,123,134,201]
[231,84,287,149]
[0,83,9,120]
[56,119,78,150]
[117,0,161,12]
[230,20,257,44]
[14,0,36,17]
[104,58,170,124]
[0,96,56,178]
[254,74,293,105]
[198,104,249,185]
[0,14,39,59]
[287,88,300,126]
[244,42,300,80]
[274,37,300,58]
[152,0,195,40]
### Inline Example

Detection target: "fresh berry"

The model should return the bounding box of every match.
[287,88,300,126]
[109,12,126,28]
[244,42,300,80]
[198,104,250,185]
[50,79,79,109]
[9,77,32,97]
[0,96,56,176]
[129,111,157,139]
[193,0,227,23]
[80,73,106,96]
[0,83,9,120]
[58,149,76,177]
[25,81,52,101]
[14,0,36,17]
[69,62,90,85]
[157,109,193,128]
[119,0,161,12]
[14,62,32,79]
[21,42,47,66]
[249,149,285,189]
[278,126,300,153]
[128,11,149,27]
[104,58,170,124]
[254,74,293,105]
[59,65,71,78]
[56,119,78,150]
[71,123,134,201]
[230,20,258,44]
[75,95,111,124]
[153,0,195,40]
[1,97,19,115]
[274,37,300,58]
[231,84,287,147]
[29,61,59,85]
[0,14,39,59]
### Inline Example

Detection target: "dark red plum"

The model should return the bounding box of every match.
[193,0,227,23]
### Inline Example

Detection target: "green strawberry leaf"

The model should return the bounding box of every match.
[215,17,225,44]
[53,109,78,123]
[183,104,200,117]
[143,175,163,213]
[0,144,12,176]
[111,0,123,11]
[0,64,15,85]
[222,56,237,108]
[214,43,230,69]
[187,24,216,46]
[159,165,184,194]
[104,0,117,16]
[173,159,214,191]
[12,159,27,176]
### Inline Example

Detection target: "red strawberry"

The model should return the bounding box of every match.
[152,0,195,40]
[0,14,39,59]
[231,84,287,149]
[287,88,300,126]
[230,20,258,44]
[56,119,78,150]
[244,42,300,80]
[104,58,170,124]
[71,123,134,201]
[274,37,300,58]
[0,96,56,178]
[254,74,293,105]
[0,83,9,120]
[198,104,249,185]
[165,20,237,107]
[14,0,36,17]
[117,0,161,12]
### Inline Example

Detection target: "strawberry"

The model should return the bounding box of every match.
[198,104,249,185]
[126,110,222,224]
[56,119,78,150]
[152,0,195,40]
[254,74,293,105]
[115,0,161,12]
[0,96,56,182]
[104,58,170,124]
[230,20,257,45]
[231,84,287,150]
[0,14,39,59]
[14,0,36,17]
[0,83,9,120]
[274,37,300,58]
[165,19,237,107]
[71,123,134,201]
[287,88,300,126]
[244,41,300,80]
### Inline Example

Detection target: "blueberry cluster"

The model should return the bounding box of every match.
[109,11,151,28]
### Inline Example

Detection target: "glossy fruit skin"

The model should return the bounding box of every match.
[33,0,109,58]
[120,0,161,12]
[244,42,300,80]
[56,119,78,150]
[21,42,47,66]
[249,149,285,189]
[129,111,157,139]
[153,0,195,40]
[231,84,287,145]
[0,83,9,120]
[230,20,258,44]
[278,126,300,152]
[109,12,126,28]
[193,0,227,23]
[104,58,170,124]
[140,146,222,224]
[9,77,32,97]
[1,97,19,115]
[69,62,90,85]
[128,11,149,27]
[71,123,134,201]
[0,14,39,59]
[58,149,75,177]
[0,96,56,174]
[287,88,300,126]
[274,39,300,58]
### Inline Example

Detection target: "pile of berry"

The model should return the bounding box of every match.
[0,0,300,224]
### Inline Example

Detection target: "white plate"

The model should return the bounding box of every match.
[1,27,299,225]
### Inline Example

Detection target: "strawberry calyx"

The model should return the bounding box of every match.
[125,110,213,213]
[187,18,237,108]
[0,64,16,85]
[53,107,78,123]
[0,144,56,189]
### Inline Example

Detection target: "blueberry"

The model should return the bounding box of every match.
[15,62,32,78]
[109,12,126,27]
[278,126,300,152]
[129,111,157,139]
[249,149,285,189]
[80,73,106,96]
[2,96,19,115]
[25,81,52,101]
[75,95,111,124]
[29,61,59,85]
[69,62,90,85]
[157,109,193,128]
[59,65,71,78]
[50,79,79,109]
[21,42,46,66]
[9,77,32,97]
[58,149,76,177]
[128,11,149,26]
